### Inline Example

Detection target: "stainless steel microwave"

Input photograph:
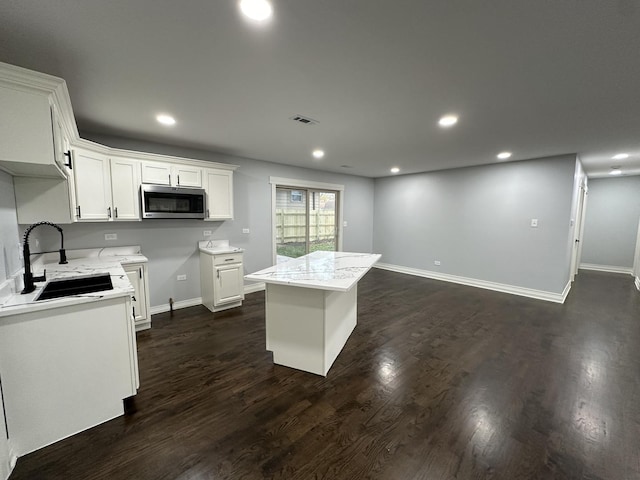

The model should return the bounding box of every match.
[140,185,206,219]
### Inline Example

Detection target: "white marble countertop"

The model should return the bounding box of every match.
[0,248,145,319]
[245,251,381,292]
[198,240,243,255]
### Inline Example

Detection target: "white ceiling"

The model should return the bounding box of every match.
[1,1,640,178]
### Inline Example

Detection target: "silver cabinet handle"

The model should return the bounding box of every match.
[107,207,111,218]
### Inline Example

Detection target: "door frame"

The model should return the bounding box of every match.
[270,177,344,265]
[570,183,588,281]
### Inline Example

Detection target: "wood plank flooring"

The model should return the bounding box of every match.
[9,269,640,480]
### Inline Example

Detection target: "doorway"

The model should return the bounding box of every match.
[270,177,344,264]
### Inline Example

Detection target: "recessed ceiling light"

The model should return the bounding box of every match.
[497,151,512,160]
[156,114,176,126]
[239,0,273,21]
[312,149,325,159]
[612,153,629,160]
[390,167,400,174]
[438,115,458,128]
[610,167,622,175]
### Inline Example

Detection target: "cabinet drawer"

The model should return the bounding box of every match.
[213,253,243,266]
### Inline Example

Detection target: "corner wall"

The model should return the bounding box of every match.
[373,155,577,298]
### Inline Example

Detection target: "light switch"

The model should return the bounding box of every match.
[343,221,348,227]
[242,228,250,234]
[530,219,538,228]
[105,233,117,240]
[203,230,212,237]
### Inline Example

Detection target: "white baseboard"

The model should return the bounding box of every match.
[374,263,569,303]
[635,276,640,291]
[150,297,203,315]
[579,263,634,275]
[244,282,266,294]
[149,283,266,315]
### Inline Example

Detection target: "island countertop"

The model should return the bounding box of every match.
[245,251,381,292]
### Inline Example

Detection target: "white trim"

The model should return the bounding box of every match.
[269,176,345,192]
[245,282,266,294]
[579,263,634,275]
[634,276,640,291]
[374,263,570,303]
[150,297,202,315]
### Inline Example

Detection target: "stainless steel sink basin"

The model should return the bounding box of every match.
[36,273,113,301]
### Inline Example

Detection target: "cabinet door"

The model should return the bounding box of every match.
[110,158,141,221]
[73,148,112,221]
[214,263,243,305]
[50,104,72,175]
[173,165,202,187]
[0,86,58,176]
[204,169,234,220]
[141,162,171,185]
[125,265,147,323]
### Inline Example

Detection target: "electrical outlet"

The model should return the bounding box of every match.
[434,260,441,266]
[105,233,117,241]
[530,219,538,228]
[242,228,250,234]
[343,221,348,227]
[177,274,187,281]
[203,230,212,237]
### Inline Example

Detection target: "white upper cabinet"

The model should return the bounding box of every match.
[73,148,112,221]
[172,165,202,187]
[203,168,234,220]
[0,85,64,178]
[51,104,72,175]
[110,157,141,221]
[141,161,202,188]
[141,162,171,185]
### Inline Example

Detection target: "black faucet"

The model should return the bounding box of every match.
[21,221,68,294]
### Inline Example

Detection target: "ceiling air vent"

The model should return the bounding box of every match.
[290,114,319,126]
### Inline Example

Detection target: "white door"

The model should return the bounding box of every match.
[214,264,243,305]
[570,185,587,281]
[73,148,112,221]
[110,158,141,220]
[204,169,233,220]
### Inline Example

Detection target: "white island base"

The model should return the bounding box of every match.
[266,283,357,376]
[246,251,381,377]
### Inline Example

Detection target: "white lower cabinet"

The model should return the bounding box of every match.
[0,296,138,457]
[124,262,151,331]
[200,251,244,312]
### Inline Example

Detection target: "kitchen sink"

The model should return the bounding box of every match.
[36,273,114,301]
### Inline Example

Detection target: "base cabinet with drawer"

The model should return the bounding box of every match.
[200,251,244,312]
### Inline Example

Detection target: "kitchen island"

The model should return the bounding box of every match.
[245,251,381,376]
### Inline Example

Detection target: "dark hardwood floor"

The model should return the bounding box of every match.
[9,269,640,480]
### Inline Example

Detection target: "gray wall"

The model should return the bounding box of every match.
[373,155,578,294]
[31,134,375,307]
[0,170,18,480]
[581,175,640,269]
